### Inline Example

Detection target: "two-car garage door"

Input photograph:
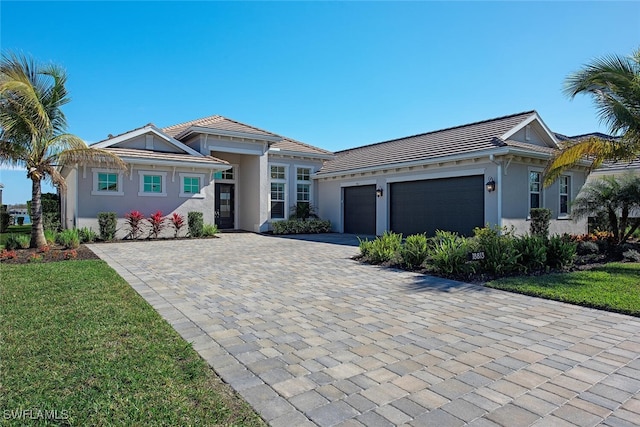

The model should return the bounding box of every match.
[343,176,484,236]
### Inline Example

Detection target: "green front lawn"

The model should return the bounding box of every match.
[0,260,265,426]
[486,263,640,316]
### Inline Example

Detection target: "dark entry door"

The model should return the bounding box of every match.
[215,183,235,229]
[343,185,376,235]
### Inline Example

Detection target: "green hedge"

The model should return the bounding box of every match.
[271,219,331,235]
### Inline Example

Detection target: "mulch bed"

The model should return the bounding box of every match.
[1,244,100,264]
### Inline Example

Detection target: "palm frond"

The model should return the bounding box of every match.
[55,147,127,170]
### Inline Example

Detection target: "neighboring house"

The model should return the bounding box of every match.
[61,110,593,238]
[60,116,332,237]
[315,111,590,236]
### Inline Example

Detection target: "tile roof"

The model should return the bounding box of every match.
[104,147,228,167]
[317,111,538,175]
[272,137,333,156]
[162,115,279,138]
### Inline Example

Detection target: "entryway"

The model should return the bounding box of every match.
[215,183,235,229]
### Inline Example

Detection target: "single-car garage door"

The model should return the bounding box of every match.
[344,185,376,235]
[390,175,484,236]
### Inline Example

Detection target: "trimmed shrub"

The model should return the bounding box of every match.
[400,233,429,269]
[546,234,577,268]
[97,212,117,241]
[56,229,80,249]
[367,231,402,264]
[188,212,204,238]
[78,227,97,243]
[16,216,25,226]
[577,240,599,255]
[271,219,331,235]
[125,210,145,239]
[514,235,547,273]
[530,208,552,238]
[473,225,520,275]
[43,212,61,231]
[5,234,30,250]
[427,230,473,275]
[358,237,373,258]
[202,223,218,237]
[0,212,10,233]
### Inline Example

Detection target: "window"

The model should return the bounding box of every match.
[138,171,167,197]
[144,175,162,193]
[559,175,571,216]
[297,167,310,181]
[529,171,542,209]
[179,173,205,198]
[214,168,234,180]
[271,165,285,180]
[98,173,118,192]
[271,183,285,219]
[183,176,200,194]
[297,184,310,203]
[296,167,311,207]
[270,165,287,219]
[92,169,124,196]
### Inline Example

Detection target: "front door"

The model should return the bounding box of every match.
[215,183,235,229]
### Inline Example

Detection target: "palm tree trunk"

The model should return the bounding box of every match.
[30,177,47,248]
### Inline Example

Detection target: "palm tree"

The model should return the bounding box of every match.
[571,174,640,244]
[0,52,125,248]
[544,47,640,185]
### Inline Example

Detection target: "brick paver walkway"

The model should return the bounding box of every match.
[90,234,640,426]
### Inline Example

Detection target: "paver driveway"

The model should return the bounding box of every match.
[90,233,640,427]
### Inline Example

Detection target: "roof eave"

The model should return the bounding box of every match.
[117,156,231,170]
[268,148,335,160]
[175,126,282,143]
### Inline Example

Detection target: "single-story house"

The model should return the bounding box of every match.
[61,110,592,238]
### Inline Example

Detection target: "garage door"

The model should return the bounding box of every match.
[390,175,484,236]
[343,185,376,235]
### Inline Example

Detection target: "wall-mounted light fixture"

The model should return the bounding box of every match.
[486,177,496,192]
[376,187,384,198]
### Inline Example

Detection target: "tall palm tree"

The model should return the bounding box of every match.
[544,47,640,185]
[0,52,125,248]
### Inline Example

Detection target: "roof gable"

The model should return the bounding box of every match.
[500,111,559,148]
[92,125,206,158]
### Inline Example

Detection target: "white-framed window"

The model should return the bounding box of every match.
[138,171,167,197]
[214,167,234,180]
[296,167,312,208]
[529,170,542,210]
[270,164,287,220]
[179,173,205,198]
[92,169,124,196]
[559,175,571,217]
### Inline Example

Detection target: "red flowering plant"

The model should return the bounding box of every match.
[38,245,51,253]
[148,210,166,239]
[125,210,145,239]
[64,249,78,260]
[1,249,17,260]
[170,212,185,238]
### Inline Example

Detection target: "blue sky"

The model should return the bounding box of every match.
[1,1,639,205]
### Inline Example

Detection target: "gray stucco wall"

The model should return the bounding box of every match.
[501,161,588,235]
[74,166,216,239]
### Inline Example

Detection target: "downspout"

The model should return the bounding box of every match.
[74,164,79,229]
[489,155,502,229]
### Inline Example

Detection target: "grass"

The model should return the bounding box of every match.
[0,224,31,248]
[486,262,640,317]
[0,260,265,426]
